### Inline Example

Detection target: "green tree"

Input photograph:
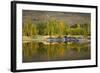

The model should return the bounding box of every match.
[32,24,38,37]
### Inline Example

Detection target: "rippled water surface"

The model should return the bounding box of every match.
[22,41,90,63]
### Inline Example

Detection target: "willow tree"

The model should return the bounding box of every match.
[45,18,59,37]
[22,23,32,36]
[58,21,67,36]
[64,23,70,35]
[31,24,38,37]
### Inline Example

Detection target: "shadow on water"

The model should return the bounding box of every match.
[22,38,91,63]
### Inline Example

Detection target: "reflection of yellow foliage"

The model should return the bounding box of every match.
[47,43,65,59]
[59,48,64,57]
[23,42,89,62]
[58,43,64,57]
[23,42,38,60]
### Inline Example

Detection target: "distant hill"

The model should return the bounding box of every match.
[22,10,91,25]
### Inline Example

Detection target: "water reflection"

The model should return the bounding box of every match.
[22,42,90,63]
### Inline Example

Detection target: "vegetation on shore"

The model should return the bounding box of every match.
[22,17,90,41]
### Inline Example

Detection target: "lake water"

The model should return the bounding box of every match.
[22,41,90,63]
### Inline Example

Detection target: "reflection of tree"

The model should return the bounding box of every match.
[23,42,90,62]
[37,43,47,56]
[23,42,38,62]
[47,43,66,59]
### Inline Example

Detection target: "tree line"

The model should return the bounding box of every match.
[22,17,90,37]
